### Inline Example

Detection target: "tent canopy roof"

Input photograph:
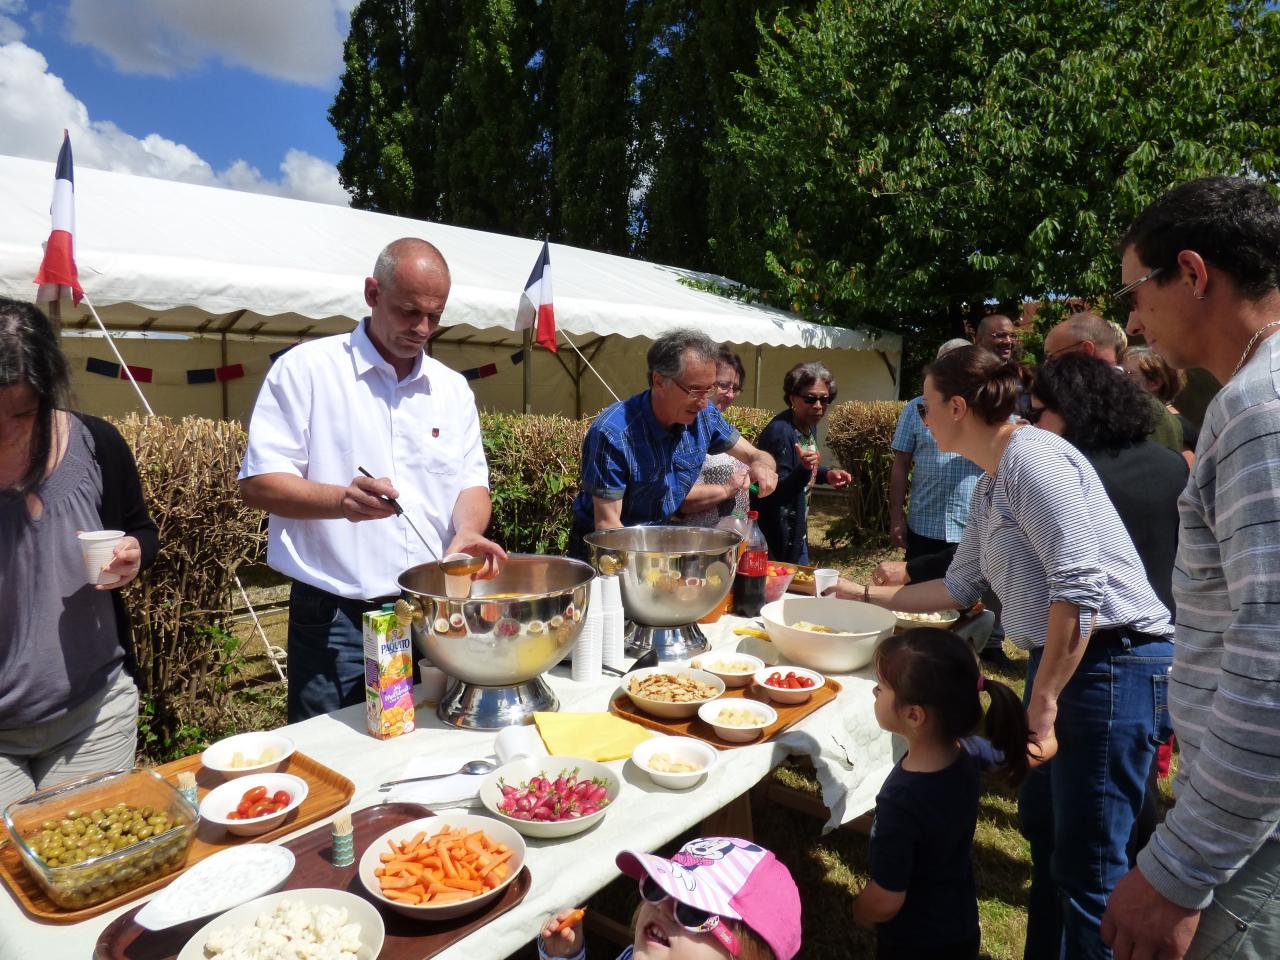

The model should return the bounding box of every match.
[0,154,899,352]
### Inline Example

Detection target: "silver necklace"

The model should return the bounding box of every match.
[1230,318,1280,379]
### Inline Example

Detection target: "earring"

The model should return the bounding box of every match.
[1194,291,1207,301]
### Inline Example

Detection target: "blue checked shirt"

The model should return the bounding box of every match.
[571,390,740,530]
[892,397,982,543]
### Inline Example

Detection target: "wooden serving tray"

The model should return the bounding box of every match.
[787,564,817,596]
[95,803,532,960]
[611,676,842,749]
[0,751,354,923]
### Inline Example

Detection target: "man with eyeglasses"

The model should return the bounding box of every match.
[1042,311,1183,454]
[566,329,777,559]
[973,313,1018,361]
[1100,178,1280,960]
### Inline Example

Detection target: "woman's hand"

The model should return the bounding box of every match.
[826,468,852,489]
[872,561,909,586]
[97,536,142,590]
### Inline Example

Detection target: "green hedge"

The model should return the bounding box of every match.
[824,400,906,545]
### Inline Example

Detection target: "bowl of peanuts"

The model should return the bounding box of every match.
[631,736,719,789]
[620,668,726,719]
[697,699,777,743]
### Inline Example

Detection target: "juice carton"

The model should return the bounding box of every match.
[363,606,415,739]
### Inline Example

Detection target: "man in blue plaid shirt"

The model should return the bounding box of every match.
[567,329,777,559]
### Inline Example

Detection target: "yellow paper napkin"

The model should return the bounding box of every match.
[532,711,654,762]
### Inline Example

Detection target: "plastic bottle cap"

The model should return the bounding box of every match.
[747,510,759,518]
[748,484,759,494]
[381,602,395,612]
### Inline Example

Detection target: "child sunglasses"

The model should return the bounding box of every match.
[639,874,740,957]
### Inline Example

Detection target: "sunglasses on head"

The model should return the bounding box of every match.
[639,874,740,955]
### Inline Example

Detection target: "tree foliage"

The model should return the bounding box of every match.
[724,0,1280,340]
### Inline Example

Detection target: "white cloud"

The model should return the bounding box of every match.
[0,41,349,205]
[0,0,25,42]
[66,0,349,88]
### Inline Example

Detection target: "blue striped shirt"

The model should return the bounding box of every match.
[571,390,740,530]
[944,428,1172,648]
[1137,332,1280,910]
[892,398,982,542]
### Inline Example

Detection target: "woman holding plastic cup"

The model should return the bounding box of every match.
[0,297,158,809]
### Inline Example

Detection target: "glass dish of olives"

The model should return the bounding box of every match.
[2,767,198,910]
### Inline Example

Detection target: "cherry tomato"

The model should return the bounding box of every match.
[236,798,254,816]
[247,801,275,819]
[271,790,291,807]
[242,785,268,805]
[225,810,241,820]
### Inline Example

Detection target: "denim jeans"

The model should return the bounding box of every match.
[1019,631,1174,960]
[1187,839,1280,960]
[287,580,388,723]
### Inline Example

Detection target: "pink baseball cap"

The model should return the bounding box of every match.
[617,837,801,960]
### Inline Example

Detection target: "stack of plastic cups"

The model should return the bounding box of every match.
[600,575,626,671]
[572,578,604,682]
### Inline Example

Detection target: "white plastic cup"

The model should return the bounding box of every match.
[441,552,475,599]
[600,574,624,612]
[814,568,839,598]
[417,659,449,703]
[78,530,125,586]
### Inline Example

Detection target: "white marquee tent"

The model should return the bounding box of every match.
[0,154,902,423]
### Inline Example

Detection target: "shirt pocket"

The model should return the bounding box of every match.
[397,423,464,476]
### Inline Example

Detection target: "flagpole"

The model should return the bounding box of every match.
[82,295,156,416]
[48,299,62,342]
[522,328,532,414]
[558,328,621,405]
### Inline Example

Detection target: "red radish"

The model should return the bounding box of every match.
[496,766,614,822]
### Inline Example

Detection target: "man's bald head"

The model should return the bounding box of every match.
[373,238,451,289]
[1044,311,1123,363]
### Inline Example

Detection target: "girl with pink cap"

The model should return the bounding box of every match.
[538,836,801,960]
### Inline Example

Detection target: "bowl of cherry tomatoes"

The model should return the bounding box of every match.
[763,563,797,603]
[199,773,308,837]
[753,665,825,704]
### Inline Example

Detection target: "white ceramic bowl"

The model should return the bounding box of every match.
[136,845,296,930]
[689,652,765,688]
[697,699,776,743]
[620,667,726,719]
[761,597,897,673]
[753,665,826,704]
[357,813,526,920]
[893,609,961,631]
[631,736,718,789]
[177,887,384,960]
[199,773,308,837]
[201,731,295,779]
[479,756,621,839]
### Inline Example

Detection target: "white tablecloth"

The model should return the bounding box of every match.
[0,613,893,960]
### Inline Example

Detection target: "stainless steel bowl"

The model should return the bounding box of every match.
[584,526,740,627]
[398,555,595,728]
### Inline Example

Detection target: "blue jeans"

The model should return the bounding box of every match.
[1020,630,1173,960]
[287,581,387,723]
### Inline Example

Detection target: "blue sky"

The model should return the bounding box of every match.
[0,0,355,204]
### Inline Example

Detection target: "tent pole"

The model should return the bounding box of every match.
[754,345,763,408]
[575,349,582,420]
[522,328,533,414]
[220,331,229,420]
[48,300,62,343]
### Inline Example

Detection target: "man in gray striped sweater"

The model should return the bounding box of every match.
[1102,178,1280,959]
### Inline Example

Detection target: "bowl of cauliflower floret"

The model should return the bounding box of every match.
[178,888,384,960]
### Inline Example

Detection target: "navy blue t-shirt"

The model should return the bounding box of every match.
[869,738,999,949]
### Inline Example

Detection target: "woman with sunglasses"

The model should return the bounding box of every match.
[675,349,751,528]
[539,836,801,960]
[834,345,1173,959]
[750,362,851,563]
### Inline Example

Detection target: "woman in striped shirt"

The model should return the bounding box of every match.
[845,345,1174,960]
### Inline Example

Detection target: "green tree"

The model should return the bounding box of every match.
[724,0,1280,345]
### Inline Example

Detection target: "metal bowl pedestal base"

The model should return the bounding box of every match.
[625,621,709,663]
[436,677,558,730]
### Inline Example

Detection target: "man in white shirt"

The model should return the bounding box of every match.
[239,238,506,722]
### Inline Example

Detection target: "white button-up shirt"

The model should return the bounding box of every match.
[239,321,489,599]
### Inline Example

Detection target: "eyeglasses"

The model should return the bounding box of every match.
[1044,339,1087,360]
[1026,404,1047,425]
[639,875,740,956]
[715,380,742,394]
[1112,267,1164,313]
[665,376,716,401]
[916,400,928,418]
[798,393,832,405]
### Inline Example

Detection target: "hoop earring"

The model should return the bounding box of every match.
[1194,291,1208,301]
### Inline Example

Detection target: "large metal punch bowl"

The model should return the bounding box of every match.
[399,554,594,728]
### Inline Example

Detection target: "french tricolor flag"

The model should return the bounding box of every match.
[516,240,557,352]
[34,132,84,305]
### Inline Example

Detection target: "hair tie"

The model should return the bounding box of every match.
[976,674,985,692]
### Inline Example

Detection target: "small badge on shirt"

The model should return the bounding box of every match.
[431,427,440,438]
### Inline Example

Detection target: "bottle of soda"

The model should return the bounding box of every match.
[732,510,769,617]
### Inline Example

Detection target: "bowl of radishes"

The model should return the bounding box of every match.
[478,757,620,839]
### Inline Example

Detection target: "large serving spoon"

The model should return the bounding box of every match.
[357,466,482,578]
[377,758,498,792]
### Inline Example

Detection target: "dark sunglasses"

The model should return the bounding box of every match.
[639,874,722,934]
[798,393,832,406]
[916,400,928,418]
[1026,405,1048,425]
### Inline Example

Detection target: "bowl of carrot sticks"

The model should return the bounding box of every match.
[357,813,526,919]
